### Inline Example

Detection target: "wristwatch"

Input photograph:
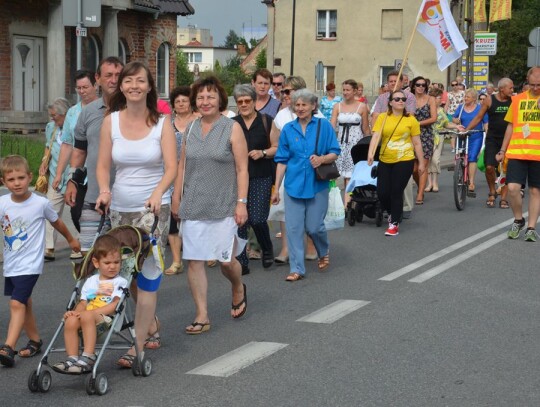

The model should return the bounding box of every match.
[237,198,248,204]
[262,149,267,158]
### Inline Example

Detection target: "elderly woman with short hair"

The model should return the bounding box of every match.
[40,97,72,261]
[271,89,341,281]
[232,84,278,271]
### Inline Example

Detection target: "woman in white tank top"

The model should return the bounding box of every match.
[95,62,177,368]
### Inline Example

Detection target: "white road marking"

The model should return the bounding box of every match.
[408,232,507,283]
[379,215,523,281]
[296,299,370,324]
[186,341,288,377]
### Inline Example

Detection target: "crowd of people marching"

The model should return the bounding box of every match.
[1,58,539,373]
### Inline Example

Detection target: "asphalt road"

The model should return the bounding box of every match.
[1,164,539,406]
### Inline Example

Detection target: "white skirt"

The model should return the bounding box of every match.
[181,217,247,262]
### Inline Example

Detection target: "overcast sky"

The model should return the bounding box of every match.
[178,0,268,46]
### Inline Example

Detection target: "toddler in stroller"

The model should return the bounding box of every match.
[28,221,155,395]
[346,136,384,227]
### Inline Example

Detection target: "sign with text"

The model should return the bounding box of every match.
[63,0,101,27]
[474,33,497,56]
[462,55,489,90]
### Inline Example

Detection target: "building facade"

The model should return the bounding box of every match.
[179,45,237,74]
[177,25,213,46]
[263,0,452,97]
[0,0,193,132]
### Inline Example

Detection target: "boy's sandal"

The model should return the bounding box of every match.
[0,344,16,367]
[52,358,81,375]
[499,199,510,209]
[18,339,43,358]
[144,316,161,349]
[318,255,330,271]
[116,353,136,369]
[66,355,95,374]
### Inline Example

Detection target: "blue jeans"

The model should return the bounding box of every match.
[284,188,329,276]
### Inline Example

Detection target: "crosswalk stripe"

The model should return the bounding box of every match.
[379,216,520,281]
[186,341,288,377]
[296,299,370,324]
[408,232,507,283]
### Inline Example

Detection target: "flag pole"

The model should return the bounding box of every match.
[393,11,422,92]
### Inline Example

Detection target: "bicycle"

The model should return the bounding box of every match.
[440,129,482,211]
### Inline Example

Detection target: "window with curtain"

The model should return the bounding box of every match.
[187,52,202,63]
[317,10,337,39]
[156,43,169,96]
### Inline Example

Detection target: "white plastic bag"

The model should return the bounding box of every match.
[324,181,345,231]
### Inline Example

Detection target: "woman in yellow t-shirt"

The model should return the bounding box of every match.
[367,91,424,236]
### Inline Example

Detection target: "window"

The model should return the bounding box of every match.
[317,10,337,39]
[381,9,403,39]
[118,39,127,64]
[83,36,99,72]
[187,52,202,63]
[380,66,394,86]
[316,66,335,91]
[156,43,169,96]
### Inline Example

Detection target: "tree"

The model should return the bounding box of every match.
[490,0,540,84]
[176,51,193,86]
[255,48,267,71]
[223,30,241,48]
[249,38,259,49]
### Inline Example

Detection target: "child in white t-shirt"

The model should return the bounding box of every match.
[53,234,127,374]
[0,155,80,367]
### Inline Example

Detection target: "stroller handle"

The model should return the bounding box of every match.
[97,210,107,234]
[150,215,159,234]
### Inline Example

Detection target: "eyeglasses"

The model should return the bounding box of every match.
[272,82,283,87]
[392,97,407,102]
[451,82,458,86]
[529,83,540,89]
[415,83,427,88]
[281,89,293,95]
[236,99,253,106]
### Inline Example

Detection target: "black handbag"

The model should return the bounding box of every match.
[314,118,340,181]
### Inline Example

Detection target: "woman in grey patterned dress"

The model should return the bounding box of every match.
[171,76,249,334]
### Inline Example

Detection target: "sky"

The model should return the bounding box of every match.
[178,0,268,46]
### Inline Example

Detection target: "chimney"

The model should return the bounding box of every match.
[237,44,247,55]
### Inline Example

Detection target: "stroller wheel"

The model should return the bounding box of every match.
[28,370,39,393]
[347,209,356,226]
[85,374,96,395]
[37,370,52,393]
[356,211,364,223]
[141,357,152,377]
[95,373,109,396]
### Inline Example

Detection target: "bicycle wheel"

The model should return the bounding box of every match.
[453,158,467,210]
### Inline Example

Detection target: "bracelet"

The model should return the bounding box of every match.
[498,150,506,154]
[99,191,112,195]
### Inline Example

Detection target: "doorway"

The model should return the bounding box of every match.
[13,36,45,111]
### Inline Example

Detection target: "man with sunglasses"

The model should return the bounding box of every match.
[372,70,417,219]
[498,67,540,242]
[269,72,286,100]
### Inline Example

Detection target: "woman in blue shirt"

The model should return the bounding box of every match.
[453,88,488,195]
[271,89,341,281]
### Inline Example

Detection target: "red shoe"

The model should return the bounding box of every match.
[385,223,399,236]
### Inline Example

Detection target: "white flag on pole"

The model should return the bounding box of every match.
[416,0,468,71]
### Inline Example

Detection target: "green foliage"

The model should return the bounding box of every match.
[249,38,259,49]
[200,56,251,95]
[1,132,45,184]
[223,30,241,48]
[490,0,540,83]
[214,59,222,73]
[255,48,267,71]
[176,51,194,86]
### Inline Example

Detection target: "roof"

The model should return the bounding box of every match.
[133,0,194,15]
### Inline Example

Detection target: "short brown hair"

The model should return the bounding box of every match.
[342,79,358,90]
[92,235,121,260]
[97,56,124,76]
[190,76,228,112]
[252,68,273,83]
[387,70,403,81]
[1,155,30,176]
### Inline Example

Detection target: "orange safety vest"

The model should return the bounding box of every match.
[506,91,540,161]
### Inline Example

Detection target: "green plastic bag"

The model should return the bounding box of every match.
[477,147,485,172]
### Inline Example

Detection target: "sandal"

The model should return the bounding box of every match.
[185,322,211,335]
[0,344,16,367]
[486,193,496,208]
[285,272,304,282]
[52,357,80,375]
[117,353,136,368]
[164,262,183,275]
[144,316,161,349]
[318,255,330,271]
[499,199,509,209]
[66,355,96,374]
[207,260,218,268]
[18,339,42,358]
[231,284,247,319]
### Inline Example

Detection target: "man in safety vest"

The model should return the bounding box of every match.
[498,66,540,241]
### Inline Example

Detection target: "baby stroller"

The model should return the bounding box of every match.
[28,217,157,396]
[346,136,383,227]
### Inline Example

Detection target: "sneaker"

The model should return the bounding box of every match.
[524,228,538,242]
[44,249,55,261]
[385,223,399,236]
[507,219,525,239]
[70,251,83,260]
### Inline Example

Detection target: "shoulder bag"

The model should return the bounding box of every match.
[314,118,340,181]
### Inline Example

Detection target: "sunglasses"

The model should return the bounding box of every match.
[281,89,293,95]
[236,99,253,106]
[415,83,427,88]
[392,97,407,102]
[451,82,458,86]
[272,82,283,86]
